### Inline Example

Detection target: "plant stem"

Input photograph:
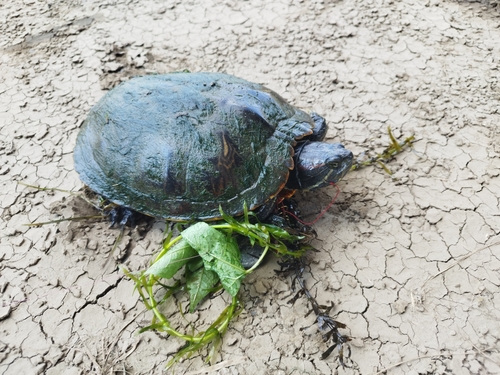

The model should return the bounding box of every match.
[244,244,270,274]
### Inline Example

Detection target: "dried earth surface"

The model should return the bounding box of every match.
[1,0,500,374]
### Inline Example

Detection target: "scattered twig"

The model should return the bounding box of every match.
[24,215,105,227]
[81,341,103,375]
[18,181,79,195]
[458,325,500,367]
[102,318,140,369]
[422,239,500,289]
[368,347,498,375]
[183,358,247,375]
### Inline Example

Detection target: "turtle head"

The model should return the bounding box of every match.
[286,142,353,190]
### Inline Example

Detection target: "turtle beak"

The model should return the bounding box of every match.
[287,142,353,190]
[340,150,354,178]
[324,146,353,183]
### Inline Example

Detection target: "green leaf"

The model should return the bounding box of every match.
[187,257,205,273]
[186,263,219,313]
[145,238,198,279]
[264,223,304,242]
[182,222,245,296]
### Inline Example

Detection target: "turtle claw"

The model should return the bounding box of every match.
[310,112,328,141]
[108,206,136,228]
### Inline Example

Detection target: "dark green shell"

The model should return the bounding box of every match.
[74,72,315,220]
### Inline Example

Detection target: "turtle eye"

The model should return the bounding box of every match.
[329,162,339,168]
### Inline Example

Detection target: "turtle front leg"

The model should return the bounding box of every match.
[310,112,328,141]
[108,206,139,227]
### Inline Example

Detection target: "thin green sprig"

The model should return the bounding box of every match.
[19,182,119,227]
[351,126,415,173]
[24,215,106,227]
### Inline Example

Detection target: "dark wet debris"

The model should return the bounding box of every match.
[276,256,351,367]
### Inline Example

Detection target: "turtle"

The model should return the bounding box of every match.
[74,72,353,224]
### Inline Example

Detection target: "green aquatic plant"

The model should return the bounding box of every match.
[124,204,310,367]
[351,127,415,174]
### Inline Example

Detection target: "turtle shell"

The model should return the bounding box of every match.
[74,72,316,220]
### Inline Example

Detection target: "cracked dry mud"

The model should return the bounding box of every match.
[1,0,500,374]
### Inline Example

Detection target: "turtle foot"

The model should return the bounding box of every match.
[108,206,139,228]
